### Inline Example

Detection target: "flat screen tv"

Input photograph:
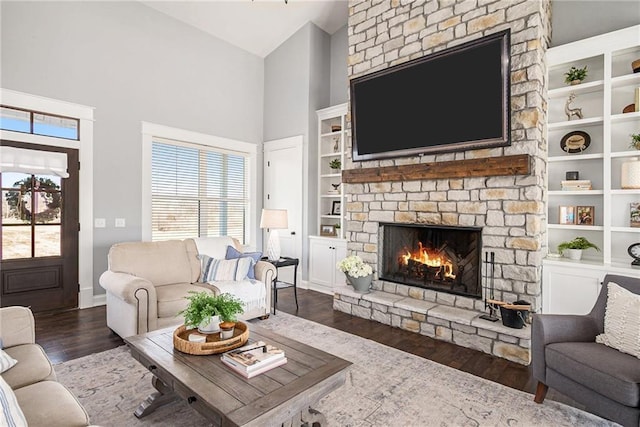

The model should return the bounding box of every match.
[350,29,511,161]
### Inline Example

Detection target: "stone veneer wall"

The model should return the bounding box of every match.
[343,0,552,313]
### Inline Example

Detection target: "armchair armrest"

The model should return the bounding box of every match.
[254,261,277,286]
[531,313,599,382]
[0,306,35,348]
[99,270,157,305]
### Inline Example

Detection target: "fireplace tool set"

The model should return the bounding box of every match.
[480,251,531,327]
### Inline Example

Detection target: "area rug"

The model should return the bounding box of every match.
[54,313,618,427]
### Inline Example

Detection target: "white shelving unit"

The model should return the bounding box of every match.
[315,103,347,238]
[308,103,348,294]
[543,25,640,313]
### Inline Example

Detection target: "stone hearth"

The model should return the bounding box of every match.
[333,284,530,365]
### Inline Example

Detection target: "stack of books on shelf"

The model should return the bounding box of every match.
[561,180,592,190]
[221,341,287,378]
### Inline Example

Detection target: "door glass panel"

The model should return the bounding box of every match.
[2,189,30,224]
[33,177,62,224]
[2,225,31,259]
[0,107,30,133]
[34,225,61,257]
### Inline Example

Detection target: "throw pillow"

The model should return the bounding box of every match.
[595,281,640,359]
[225,245,262,280]
[0,348,17,373]
[0,375,27,427]
[200,255,254,282]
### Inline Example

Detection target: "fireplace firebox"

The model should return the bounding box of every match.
[379,223,482,299]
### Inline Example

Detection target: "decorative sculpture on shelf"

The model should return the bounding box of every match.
[565,92,583,121]
[331,183,341,191]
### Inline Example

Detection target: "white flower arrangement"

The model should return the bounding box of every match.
[337,255,373,278]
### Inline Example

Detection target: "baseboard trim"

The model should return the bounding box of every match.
[93,293,106,307]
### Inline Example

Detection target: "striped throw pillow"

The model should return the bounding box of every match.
[0,349,17,373]
[200,255,254,282]
[0,375,27,427]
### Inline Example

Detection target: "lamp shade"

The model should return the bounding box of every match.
[260,209,288,229]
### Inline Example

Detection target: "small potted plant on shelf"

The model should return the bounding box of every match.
[564,65,588,85]
[557,236,600,260]
[337,254,373,294]
[629,133,640,150]
[329,158,341,170]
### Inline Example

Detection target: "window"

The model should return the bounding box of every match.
[151,140,249,243]
[0,106,79,140]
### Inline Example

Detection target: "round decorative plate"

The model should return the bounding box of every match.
[561,131,591,154]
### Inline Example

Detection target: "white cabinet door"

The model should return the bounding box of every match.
[309,237,347,293]
[542,264,602,314]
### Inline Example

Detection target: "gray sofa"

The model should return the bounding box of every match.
[0,306,91,426]
[532,273,640,427]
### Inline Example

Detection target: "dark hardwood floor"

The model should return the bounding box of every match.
[33,287,580,410]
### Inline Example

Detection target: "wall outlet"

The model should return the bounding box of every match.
[115,218,126,228]
[94,218,106,228]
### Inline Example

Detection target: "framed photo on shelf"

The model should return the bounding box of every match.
[631,202,640,228]
[559,206,576,225]
[576,206,594,225]
[320,225,336,237]
[331,200,341,215]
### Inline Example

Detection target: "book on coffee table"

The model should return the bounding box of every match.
[221,341,287,378]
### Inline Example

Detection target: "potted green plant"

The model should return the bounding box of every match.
[564,65,588,85]
[215,293,244,338]
[629,133,640,150]
[557,236,600,260]
[178,291,244,335]
[329,158,341,170]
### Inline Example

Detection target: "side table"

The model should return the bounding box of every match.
[262,256,299,314]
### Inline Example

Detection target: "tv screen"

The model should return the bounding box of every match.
[350,29,510,161]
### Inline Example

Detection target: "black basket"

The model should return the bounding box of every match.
[500,300,530,329]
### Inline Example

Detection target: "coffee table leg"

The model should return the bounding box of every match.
[299,406,326,426]
[134,375,177,418]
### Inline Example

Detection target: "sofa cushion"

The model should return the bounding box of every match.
[14,380,90,427]
[209,280,267,314]
[225,245,262,280]
[0,348,17,373]
[200,255,254,282]
[108,240,195,286]
[2,344,56,389]
[0,375,27,427]
[156,283,215,319]
[546,341,640,407]
[596,281,640,359]
[194,236,238,261]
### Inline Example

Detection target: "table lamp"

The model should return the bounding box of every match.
[260,209,288,261]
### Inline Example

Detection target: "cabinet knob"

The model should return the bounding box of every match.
[291,231,296,235]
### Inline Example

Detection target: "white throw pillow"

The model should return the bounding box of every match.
[200,255,254,282]
[595,281,640,359]
[0,348,17,373]
[0,375,27,427]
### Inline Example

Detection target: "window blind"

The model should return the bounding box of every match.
[151,140,248,243]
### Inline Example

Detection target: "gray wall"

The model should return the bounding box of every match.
[330,25,349,106]
[1,1,264,294]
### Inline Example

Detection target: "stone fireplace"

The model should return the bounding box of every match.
[332,1,551,365]
[379,223,482,299]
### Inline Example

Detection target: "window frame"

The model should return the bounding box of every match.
[141,122,258,248]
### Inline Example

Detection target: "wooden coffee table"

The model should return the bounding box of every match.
[124,323,351,426]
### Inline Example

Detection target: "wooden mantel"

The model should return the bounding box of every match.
[342,154,530,183]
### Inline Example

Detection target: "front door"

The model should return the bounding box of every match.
[0,141,79,312]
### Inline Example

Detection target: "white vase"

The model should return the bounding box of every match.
[564,249,583,260]
[197,315,221,334]
[621,157,640,189]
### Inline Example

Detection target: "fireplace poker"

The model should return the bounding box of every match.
[480,251,499,322]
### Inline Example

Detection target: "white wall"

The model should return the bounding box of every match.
[1,1,264,295]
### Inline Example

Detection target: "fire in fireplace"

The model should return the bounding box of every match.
[379,223,482,299]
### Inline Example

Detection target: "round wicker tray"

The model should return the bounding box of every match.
[173,321,249,355]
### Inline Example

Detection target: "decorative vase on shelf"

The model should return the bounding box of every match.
[563,249,583,261]
[621,157,640,189]
[346,273,373,294]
